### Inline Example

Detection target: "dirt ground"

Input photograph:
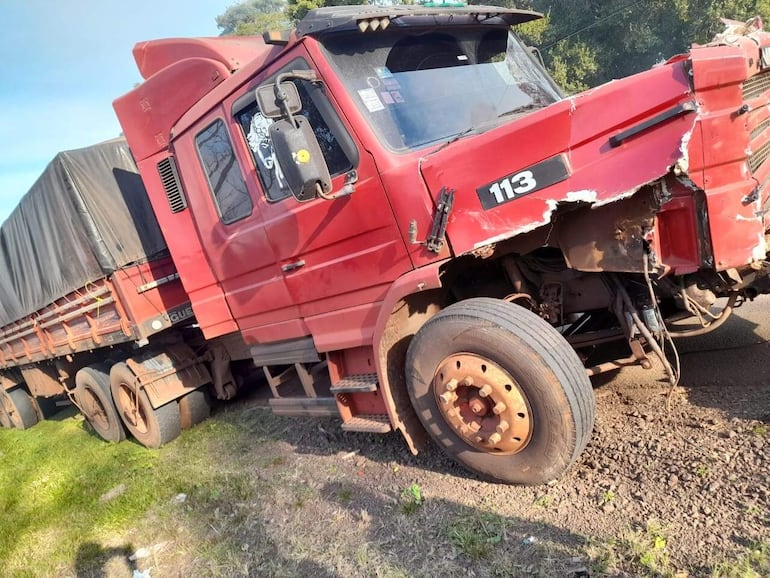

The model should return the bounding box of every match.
[79,299,770,577]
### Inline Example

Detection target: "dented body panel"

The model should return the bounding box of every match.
[7,5,770,476]
[418,29,770,276]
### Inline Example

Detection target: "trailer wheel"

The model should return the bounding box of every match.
[0,388,39,430]
[0,402,11,428]
[110,362,181,448]
[406,298,595,485]
[178,389,211,430]
[75,365,126,443]
[31,396,60,421]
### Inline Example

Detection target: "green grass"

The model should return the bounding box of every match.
[447,511,507,560]
[0,406,259,577]
[587,519,672,577]
[712,542,770,578]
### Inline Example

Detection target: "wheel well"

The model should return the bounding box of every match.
[377,289,444,453]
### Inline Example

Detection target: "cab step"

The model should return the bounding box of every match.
[269,397,338,417]
[330,373,378,394]
[341,414,392,434]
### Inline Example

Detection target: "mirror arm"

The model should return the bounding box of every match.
[274,71,320,128]
[316,170,358,201]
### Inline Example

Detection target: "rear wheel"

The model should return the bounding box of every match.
[406,298,595,485]
[0,402,11,428]
[110,362,181,448]
[0,388,39,430]
[178,389,211,430]
[75,365,126,443]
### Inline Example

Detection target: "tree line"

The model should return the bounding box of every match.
[216,0,770,91]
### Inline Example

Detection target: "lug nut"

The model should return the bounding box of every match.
[469,397,486,415]
[469,422,481,433]
[439,391,457,405]
[479,385,492,398]
[488,432,502,445]
[492,401,506,415]
[447,408,459,418]
[460,377,474,387]
[496,420,510,434]
[445,378,459,392]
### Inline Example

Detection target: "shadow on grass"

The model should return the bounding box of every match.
[74,542,136,578]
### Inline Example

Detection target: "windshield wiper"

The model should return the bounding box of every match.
[498,102,544,118]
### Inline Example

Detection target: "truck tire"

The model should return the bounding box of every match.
[0,388,39,430]
[110,362,181,449]
[75,365,126,443]
[0,402,11,428]
[405,298,595,485]
[31,396,60,421]
[178,389,211,430]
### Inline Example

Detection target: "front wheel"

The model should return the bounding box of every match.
[406,298,595,485]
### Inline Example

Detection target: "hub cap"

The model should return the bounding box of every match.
[117,384,148,434]
[81,387,109,431]
[433,353,532,454]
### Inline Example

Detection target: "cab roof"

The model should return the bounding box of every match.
[297,5,543,37]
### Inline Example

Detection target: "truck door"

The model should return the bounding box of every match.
[172,108,302,343]
[228,53,412,348]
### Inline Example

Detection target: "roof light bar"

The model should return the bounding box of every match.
[357,17,391,33]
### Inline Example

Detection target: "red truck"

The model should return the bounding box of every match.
[1,5,769,484]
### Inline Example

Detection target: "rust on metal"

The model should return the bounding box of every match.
[432,353,532,454]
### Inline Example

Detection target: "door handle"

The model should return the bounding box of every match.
[282,260,305,272]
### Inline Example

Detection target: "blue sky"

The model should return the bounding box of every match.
[0,1,224,223]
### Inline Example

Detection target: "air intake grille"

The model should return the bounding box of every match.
[750,139,770,173]
[743,70,770,100]
[751,116,770,142]
[157,156,187,213]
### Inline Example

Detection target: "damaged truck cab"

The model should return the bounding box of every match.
[4,5,770,485]
[114,6,770,483]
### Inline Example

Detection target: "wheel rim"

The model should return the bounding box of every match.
[432,353,533,455]
[0,392,19,428]
[81,386,110,432]
[0,401,10,428]
[117,383,149,434]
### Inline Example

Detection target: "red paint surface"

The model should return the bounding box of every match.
[112,26,770,357]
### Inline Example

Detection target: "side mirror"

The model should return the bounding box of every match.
[256,82,301,120]
[269,116,332,202]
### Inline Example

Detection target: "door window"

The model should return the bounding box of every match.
[196,119,253,224]
[235,78,354,202]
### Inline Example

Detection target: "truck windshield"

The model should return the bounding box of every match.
[322,27,561,151]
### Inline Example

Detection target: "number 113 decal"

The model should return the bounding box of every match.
[476,155,570,210]
[488,170,538,204]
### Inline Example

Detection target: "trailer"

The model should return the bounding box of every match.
[0,139,210,445]
[4,6,770,484]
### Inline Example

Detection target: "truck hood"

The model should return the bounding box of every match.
[418,60,696,256]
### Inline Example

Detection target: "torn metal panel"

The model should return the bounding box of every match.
[419,56,695,261]
[419,19,770,273]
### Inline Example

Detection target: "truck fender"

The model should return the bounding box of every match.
[124,344,211,409]
[372,260,448,454]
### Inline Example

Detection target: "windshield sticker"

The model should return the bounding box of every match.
[381,92,394,105]
[358,88,385,112]
[375,66,394,79]
[390,91,404,104]
[382,78,400,90]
